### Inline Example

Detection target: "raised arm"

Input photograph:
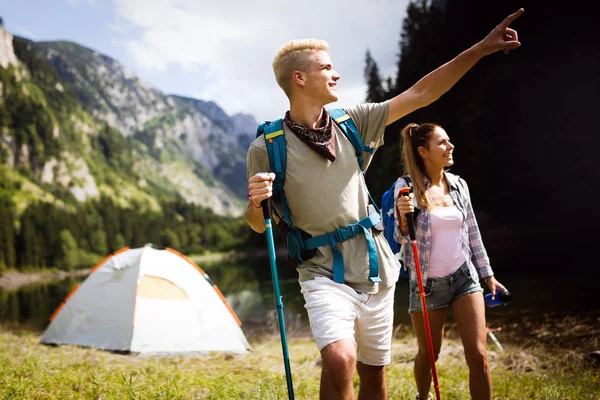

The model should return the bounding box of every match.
[386,8,524,126]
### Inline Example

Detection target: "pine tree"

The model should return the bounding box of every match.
[58,229,79,271]
[0,194,16,271]
[364,50,386,103]
[17,213,41,268]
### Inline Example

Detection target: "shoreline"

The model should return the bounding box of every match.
[0,248,285,290]
[0,268,92,291]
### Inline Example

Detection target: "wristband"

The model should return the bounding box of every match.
[247,193,261,208]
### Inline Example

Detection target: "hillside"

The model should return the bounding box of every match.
[1,26,257,217]
[0,24,259,271]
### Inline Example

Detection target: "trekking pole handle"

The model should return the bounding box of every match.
[399,188,416,240]
[261,199,271,220]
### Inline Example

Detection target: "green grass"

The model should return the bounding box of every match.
[0,326,598,399]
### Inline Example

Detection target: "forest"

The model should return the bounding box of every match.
[1,0,597,275]
[362,0,598,275]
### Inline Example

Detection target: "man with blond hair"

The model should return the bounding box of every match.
[245,8,524,400]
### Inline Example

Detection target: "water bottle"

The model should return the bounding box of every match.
[485,290,511,308]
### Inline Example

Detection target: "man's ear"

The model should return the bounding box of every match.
[292,71,306,86]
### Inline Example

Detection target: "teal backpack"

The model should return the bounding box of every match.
[256,108,382,284]
[380,175,413,279]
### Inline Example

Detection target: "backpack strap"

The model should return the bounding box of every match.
[329,108,374,172]
[258,111,382,283]
[456,177,468,202]
[330,108,380,213]
[303,212,382,283]
[402,174,412,187]
[260,119,311,264]
[445,172,469,207]
[261,119,293,227]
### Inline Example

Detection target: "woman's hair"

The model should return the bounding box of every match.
[400,122,441,209]
[272,38,329,97]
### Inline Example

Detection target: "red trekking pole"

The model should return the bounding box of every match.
[399,187,442,400]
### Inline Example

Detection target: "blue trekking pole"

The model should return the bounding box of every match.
[261,199,295,400]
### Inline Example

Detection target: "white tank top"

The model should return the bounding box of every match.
[428,205,465,278]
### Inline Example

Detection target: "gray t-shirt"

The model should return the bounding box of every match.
[246,101,400,294]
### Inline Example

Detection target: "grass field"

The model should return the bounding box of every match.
[0,321,598,400]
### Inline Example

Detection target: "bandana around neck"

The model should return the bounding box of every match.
[283,109,336,162]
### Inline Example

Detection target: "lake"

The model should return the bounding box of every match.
[1,254,598,347]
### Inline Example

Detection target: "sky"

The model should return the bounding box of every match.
[0,0,410,122]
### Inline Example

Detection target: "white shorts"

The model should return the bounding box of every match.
[299,276,396,366]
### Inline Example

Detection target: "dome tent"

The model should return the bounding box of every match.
[41,245,250,355]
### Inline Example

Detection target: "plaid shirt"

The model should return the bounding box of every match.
[393,172,493,284]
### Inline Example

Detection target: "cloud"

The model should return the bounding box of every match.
[113,0,409,121]
[68,0,97,5]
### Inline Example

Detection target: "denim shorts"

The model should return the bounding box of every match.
[408,261,483,313]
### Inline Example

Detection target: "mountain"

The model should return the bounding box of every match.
[0,26,257,217]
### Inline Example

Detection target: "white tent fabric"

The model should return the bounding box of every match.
[41,245,250,355]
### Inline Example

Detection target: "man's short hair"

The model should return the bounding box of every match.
[272,38,329,96]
